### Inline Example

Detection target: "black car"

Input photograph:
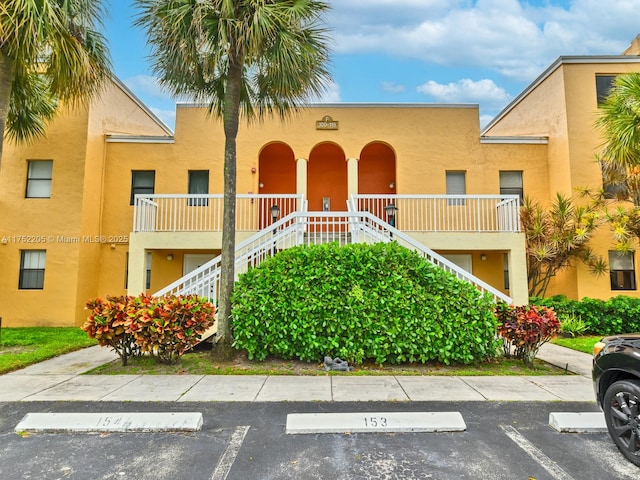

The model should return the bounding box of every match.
[593,333,640,467]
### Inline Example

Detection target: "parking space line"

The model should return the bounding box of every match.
[500,425,575,480]
[211,425,250,480]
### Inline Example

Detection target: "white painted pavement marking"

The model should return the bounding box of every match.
[14,412,203,433]
[549,412,607,433]
[285,411,466,434]
[211,426,250,480]
[500,425,575,480]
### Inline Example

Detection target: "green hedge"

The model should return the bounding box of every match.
[530,295,640,335]
[231,242,499,365]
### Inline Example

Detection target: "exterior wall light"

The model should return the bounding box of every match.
[167,254,174,261]
[270,204,280,224]
[385,203,397,228]
[480,254,487,261]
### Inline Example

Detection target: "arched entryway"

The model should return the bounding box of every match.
[258,142,296,228]
[358,142,397,223]
[358,142,396,194]
[307,142,347,211]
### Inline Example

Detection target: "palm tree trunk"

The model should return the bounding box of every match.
[0,53,15,170]
[212,53,243,360]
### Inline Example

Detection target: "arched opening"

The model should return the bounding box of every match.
[358,142,396,194]
[358,142,397,222]
[307,142,347,212]
[258,142,296,228]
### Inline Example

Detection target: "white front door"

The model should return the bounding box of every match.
[442,254,473,274]
[183,254,216,275]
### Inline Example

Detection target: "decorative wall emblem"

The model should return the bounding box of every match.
[316,115,339,130]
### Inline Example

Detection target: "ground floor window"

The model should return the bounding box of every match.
[503,253,510,290]
[124,252,152,289]
[609,251,636,290]
[19,250,46,289]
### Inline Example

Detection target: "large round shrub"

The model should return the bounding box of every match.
[231,242,499,365]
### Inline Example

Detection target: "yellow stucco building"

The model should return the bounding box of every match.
[2,40,640,327]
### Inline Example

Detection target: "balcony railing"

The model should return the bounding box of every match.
[133,194,305,233]
[350,194,521,233]
[133,193,520,234]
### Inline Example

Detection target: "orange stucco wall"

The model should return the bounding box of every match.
[6,54,640,326]
[0,78,171,326]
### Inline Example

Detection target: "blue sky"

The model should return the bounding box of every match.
[104,0,640,130]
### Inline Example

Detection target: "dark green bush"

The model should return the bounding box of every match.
[530,295,640,335]
[231,242,499,365]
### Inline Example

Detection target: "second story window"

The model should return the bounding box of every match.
[26,160,53,198]
[596,75,616,106]
[130,170,155,205]
[188,170,209,206]
[499,171,523,202]
[446,171,466,206]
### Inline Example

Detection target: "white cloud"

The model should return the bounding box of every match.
[417,78,511,109]
[327,0,640,81]
[382,81,406,93]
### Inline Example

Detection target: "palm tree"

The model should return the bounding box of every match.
[135,0,331,359]
[596,73,640,248]
[0,0,111,167]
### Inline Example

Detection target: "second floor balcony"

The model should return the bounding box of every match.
[132,193,521,235]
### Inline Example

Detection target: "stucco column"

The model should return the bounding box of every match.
[127,238,147,295]
[296,158,307,198]
[507,238,529,305]
[347,157,358,198]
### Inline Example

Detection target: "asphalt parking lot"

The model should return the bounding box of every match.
[0,401,637,480]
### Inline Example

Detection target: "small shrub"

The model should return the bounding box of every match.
[558,313,588,337]
[232,242,500,365]
[84,294,215,365]
[496,303,560,367]
[134,294,216,364]
[83,296,140,366]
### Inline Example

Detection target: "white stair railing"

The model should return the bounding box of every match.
[154,211,512,305]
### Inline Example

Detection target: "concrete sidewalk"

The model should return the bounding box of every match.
[0,343,596,403]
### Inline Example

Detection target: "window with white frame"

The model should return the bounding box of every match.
[446,171,466,206]
[609,251,636,290]
[188,170,209,206]
[26,160,53,198]
[499,171,523,202]
[19,250,46,289]
[146,252,152,290]
[130,170,155,205]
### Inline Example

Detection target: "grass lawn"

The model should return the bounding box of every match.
[551,335,602,354]
[0,327,96,374]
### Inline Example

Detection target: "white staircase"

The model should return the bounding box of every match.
[154,210,513,305]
